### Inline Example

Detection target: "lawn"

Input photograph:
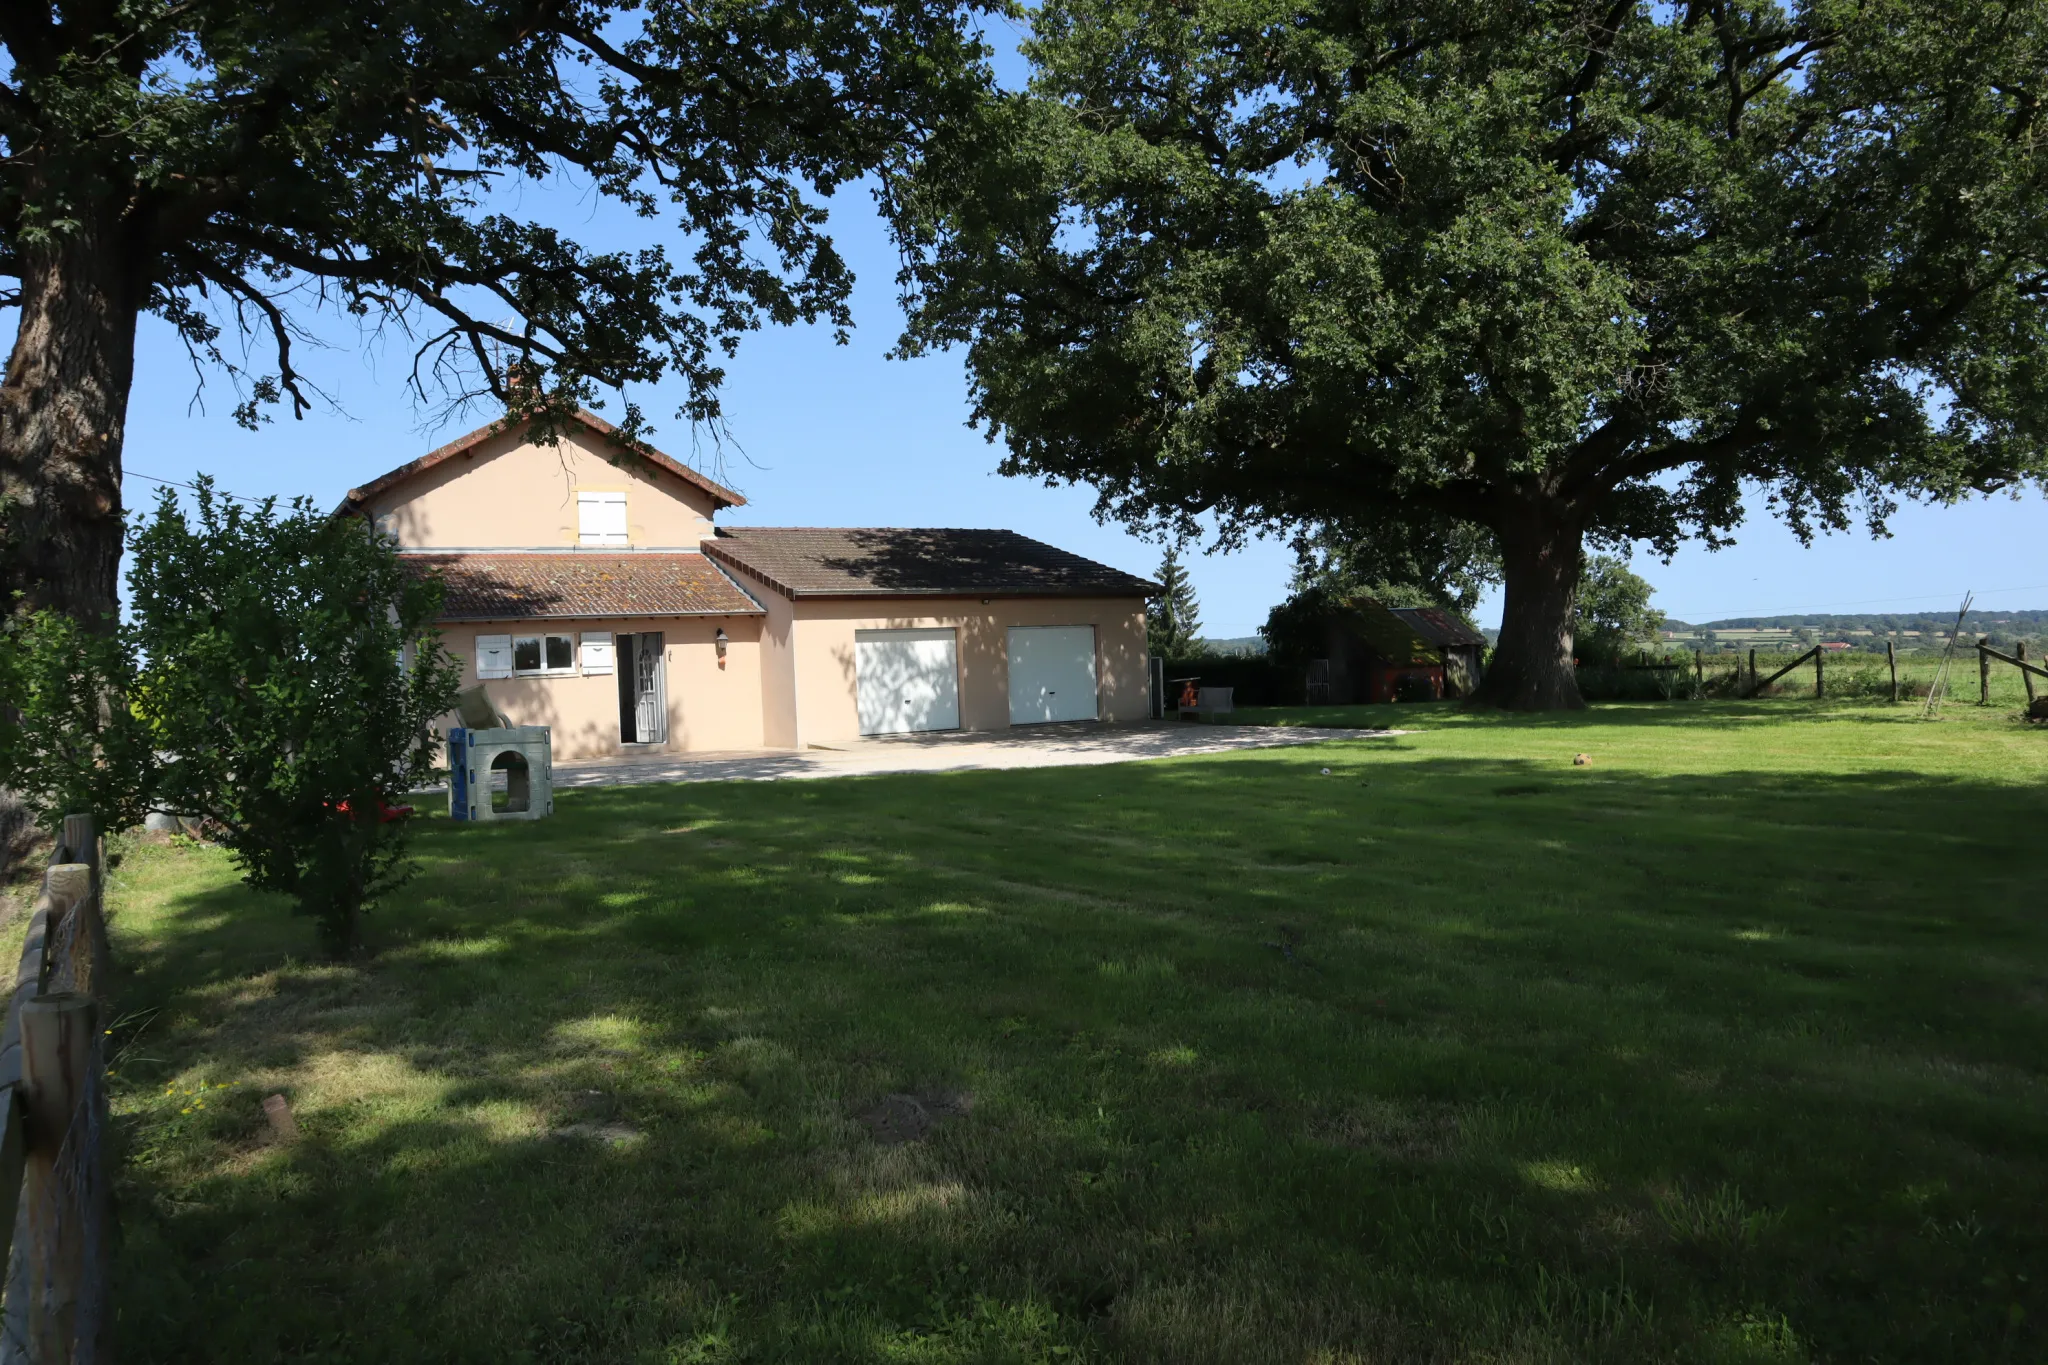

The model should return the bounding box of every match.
[101,697,2046,1363]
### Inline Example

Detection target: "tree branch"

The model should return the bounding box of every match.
[186,256,315,418]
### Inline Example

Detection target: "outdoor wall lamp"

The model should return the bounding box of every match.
[714,626,729,667]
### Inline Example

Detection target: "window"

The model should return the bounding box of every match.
[475,634,513,680]
[578,492,628,546]
[513,633,576,676]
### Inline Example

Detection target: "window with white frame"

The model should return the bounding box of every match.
[475,634,513,679]
[577,491,628,546]
[513,633,577,676]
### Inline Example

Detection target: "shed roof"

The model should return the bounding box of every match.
[1340,599,1440,664]
[403,552,763,621]
[338,409,745,514]
[1389,605,1487,650]
[702,527,1158,599]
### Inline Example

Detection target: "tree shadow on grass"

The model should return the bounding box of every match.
[107,753,2048,1364]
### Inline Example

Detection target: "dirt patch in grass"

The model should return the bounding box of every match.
[856,1089,975,1144]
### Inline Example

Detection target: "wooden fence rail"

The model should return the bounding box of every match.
[0,814,112,1364]
[1745,645,1825,699]
[1977,640,2046,705]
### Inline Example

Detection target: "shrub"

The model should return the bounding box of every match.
[0,609,157,831]
[0,480,464,955]
[126,481,463,955]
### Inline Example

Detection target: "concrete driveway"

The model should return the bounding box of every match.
[548,720,1400,790]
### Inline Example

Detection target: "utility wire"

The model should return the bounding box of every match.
[124,471,267,505]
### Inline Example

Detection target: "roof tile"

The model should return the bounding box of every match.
[703,527,1157,599]
[404,553,762,620]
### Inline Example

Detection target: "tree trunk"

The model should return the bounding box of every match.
[1469,501,1586,711]
[0,214,139,629]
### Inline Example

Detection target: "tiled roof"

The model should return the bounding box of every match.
[1389,606,1487,649]
[703,527,1158,599]
[1342,600,1440,664]
[403,553,763,620]
[338,409,744,512]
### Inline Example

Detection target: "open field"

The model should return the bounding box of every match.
[93,700,2047,1363]
[1240,652,2042,720]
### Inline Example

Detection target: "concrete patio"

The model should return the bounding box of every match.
[545,720,1401,790]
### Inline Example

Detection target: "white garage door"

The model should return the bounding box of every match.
[1008,626,1099,724]
[856,628,960,735]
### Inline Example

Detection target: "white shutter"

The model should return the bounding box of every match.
[475,634,513,680]
[577,492,629,546]
[580,632,615,675]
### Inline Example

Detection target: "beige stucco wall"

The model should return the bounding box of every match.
[723,563,799,748]
[777,595,1150,748]
[437,614,765,759]
[372,424,724,549]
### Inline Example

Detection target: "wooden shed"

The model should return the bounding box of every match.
[1314,599,1487,703]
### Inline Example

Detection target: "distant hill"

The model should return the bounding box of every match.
[1196,636,1268,657]
[1679,609,2048,634]
[1693,609,2048,633]
[1656,608,2047,650]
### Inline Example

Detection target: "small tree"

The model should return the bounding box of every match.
[1147,545,1203,657]
[126,482,462,956]
[1574,556,1665,666]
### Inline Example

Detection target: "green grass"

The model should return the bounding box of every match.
[105,699,2048,1363]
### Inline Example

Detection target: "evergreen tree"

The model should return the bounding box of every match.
[1148,545,1203,657]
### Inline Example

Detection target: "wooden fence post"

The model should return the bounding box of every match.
[2021,641,2038,704]
[19,991,95,1365]
[1815,648,1824,698]
[1748,648,1757,694]
[57,817,94,869]
[1979,639,1991,704]
[1695,649,1704,689]
[1887,640,1898,702]
[41,866,96,999]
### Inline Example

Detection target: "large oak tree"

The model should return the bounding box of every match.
[1,0,986,624]
[894,0,2048,708]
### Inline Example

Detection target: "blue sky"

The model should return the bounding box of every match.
[103,105,2043,639]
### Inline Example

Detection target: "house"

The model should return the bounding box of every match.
[338,410,1159,758]
[1314,598,1487,703]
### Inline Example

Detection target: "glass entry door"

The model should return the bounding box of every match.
[615,633,667,745]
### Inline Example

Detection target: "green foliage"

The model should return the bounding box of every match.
[1286,519,1501,618]
[0,482,458,953]
[895,0,2048,704]
[1261,528,1489,668]
[1146,544,1202,656]
[125,482,463,955]
[1574,556,1666,666]
[0,609,156,831]
[1,0,991,430]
